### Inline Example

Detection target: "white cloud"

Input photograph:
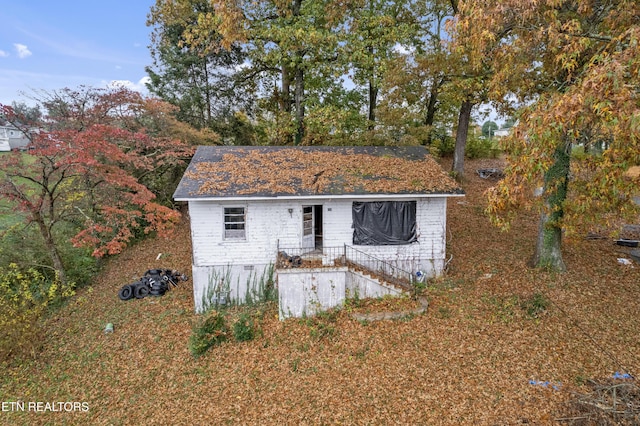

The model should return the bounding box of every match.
[106,76,151,93]
[393,43,414,55]
[0,50,8,58]
[14,43,32,58]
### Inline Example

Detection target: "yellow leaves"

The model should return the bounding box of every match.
[0,263,75,358]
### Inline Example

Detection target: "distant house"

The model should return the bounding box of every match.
[0,125,31,151]
[493,128,512,138]
[173,146,464,318]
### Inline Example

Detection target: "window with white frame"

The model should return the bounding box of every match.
[224,207,245,239]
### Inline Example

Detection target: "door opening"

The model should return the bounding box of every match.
[302,204,323,250]
[313,205,323,249]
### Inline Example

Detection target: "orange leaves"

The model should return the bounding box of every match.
[187,148,461,197]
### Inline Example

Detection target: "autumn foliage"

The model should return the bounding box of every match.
[0,87,194,283]
[451,0,640,269]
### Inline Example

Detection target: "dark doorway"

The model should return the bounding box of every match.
[314,205,323,249]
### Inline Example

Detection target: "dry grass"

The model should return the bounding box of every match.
[1,158,639,425]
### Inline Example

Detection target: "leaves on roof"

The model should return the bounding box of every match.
[183,148,461,196]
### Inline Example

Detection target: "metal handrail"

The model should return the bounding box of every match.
[276,244,346,269]
[344,245,414,290]
[274,241,415,291]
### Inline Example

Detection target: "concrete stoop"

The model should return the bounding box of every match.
[351,297,429,322]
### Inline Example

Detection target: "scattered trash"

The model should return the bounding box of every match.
[477,168,504,179]
[278,251,302,268]
[118,268,189,301]
[613,372,634,380]
[529,380,562,390]
[104,323,114,334]
[156,253,163,260]
[615,239,639,248]
[617,258,633,266]
[585,232,606,240]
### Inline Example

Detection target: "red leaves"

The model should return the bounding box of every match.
[0,87,192,259]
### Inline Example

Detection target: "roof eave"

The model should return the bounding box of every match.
[174,192,465,202]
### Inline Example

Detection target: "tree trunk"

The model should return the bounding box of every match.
[34,213,68,285]
[202,58,212,126]
[281,65,291,113]
[368,80,378,129]
[292,0,304,145]
[423,79,442,145]
[452,100,473,179]
[294,64,305,145]
[531,141,571,271]
[367,44,377,130]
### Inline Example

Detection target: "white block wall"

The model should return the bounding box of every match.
[187,196,449,313]
[278,268,346,318]
[278,267,404,319]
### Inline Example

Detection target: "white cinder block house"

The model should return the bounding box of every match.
[173,146,463,318]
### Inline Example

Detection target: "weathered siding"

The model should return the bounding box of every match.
[278,267,403,319]
[188,196,449,313]
[321,198,447,277]
[188,200,301,266]
[192,263,275,313]
[278,268,346,318]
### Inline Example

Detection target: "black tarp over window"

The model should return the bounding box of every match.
[352,201,417,245]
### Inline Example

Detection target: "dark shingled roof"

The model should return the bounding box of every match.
[173,145,464,200]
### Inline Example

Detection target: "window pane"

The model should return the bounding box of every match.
[224,207,245,239]
[225,207,244,215]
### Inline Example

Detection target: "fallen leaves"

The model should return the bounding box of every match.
[1,159,639,425]
[182,147,461,197]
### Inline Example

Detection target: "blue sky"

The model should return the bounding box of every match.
[0,1,156,106]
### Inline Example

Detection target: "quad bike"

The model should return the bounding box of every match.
[118,269,189,301]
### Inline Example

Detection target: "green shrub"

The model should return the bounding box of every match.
[189,311,229,357]
[0,223,99,288]
[466,135,500,159]
[233,313,255,342]
[0,263,75,360]
[521,293,549,319]
[430,135,455,157]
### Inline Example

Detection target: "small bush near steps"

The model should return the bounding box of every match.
[189,310,258,357]
[232,313,255,342]
[189,311,230,357]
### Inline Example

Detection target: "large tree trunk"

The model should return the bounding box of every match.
[531,141,571,271]
[423,76,445,145]
[452,100,473,179]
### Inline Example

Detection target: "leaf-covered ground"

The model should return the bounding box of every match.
[1,158,639,425]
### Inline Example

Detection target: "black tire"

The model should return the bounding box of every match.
[153,282,168,293]
[134,284,149,299]
[118,285,134,300]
